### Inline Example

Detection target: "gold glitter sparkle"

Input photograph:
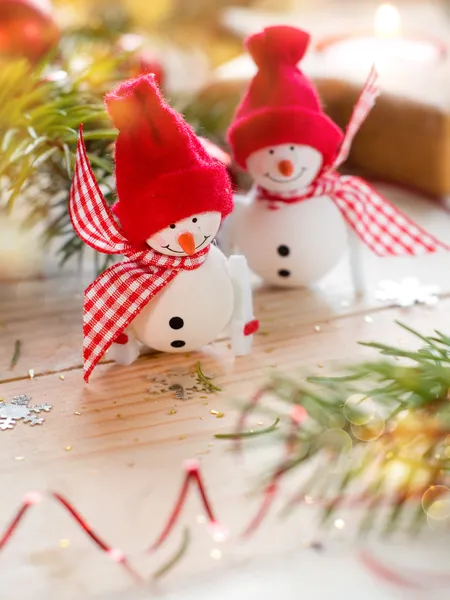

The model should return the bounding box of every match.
[168,409,177,415]
[65,446,72,452]
[210,410,225,418]
[28,369,35,379]
[59,539,70,549]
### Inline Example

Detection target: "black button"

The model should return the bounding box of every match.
[171,340,186,348]
[277,245,290,257]
[169,316,184,330]
[278,269,291,278]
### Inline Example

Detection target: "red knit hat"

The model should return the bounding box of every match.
[227,26,343,170]
[105,74,233,245]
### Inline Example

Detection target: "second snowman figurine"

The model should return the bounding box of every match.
[70,74,258,382]
[225,25,449,290]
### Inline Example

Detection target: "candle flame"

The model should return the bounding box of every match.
[374,3,401,38]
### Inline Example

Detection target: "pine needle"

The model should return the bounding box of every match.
[195,362,222,392]
[215,418,280,439]
[152,528,191,579]
[10,340,21,370]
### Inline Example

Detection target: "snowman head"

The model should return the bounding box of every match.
[246,144,323,193]
[146,211,221,256]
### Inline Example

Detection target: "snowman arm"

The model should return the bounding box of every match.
[347,226,366,296]
[226,254,258,356]
[216,192,251,257]
[108,329,140,366]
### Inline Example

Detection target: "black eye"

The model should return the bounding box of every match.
[192,217,198,223]
[269,149,274,154]
[169,224,176,229]
[290,146,295,151]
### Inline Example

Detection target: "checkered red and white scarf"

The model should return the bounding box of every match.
[256,173,449,256]
[256,67,449,257]
[69,127,209,382]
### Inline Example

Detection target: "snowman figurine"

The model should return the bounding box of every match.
[224,26,449,291]
[69,74,258,382]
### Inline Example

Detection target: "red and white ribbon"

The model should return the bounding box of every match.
[256,173,449,257]
[69,127,208,382]
[333,65,380,170]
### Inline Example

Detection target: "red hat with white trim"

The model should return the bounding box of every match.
[105,74,233,245]
[227,25,343,170]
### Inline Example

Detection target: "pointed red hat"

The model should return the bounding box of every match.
[227,26,343,170]
[105,74,233,245]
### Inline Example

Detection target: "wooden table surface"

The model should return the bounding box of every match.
[1,183,450,600]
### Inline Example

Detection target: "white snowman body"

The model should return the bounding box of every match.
[224,143,351,288]
[110,211,255,364]
[131,244,234,351]
[235,194,348,287]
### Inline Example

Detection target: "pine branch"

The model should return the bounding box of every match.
[0,33,128,269]
[240,322,450,536]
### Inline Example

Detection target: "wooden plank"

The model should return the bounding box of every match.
[0,299,448,599]
[0,274,85,381]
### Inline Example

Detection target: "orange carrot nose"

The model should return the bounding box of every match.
[278,160,294,177]
[177,231,196,255]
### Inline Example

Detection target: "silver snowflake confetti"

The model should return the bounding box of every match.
[0,403,30,420]
[169,384,186,400]
[30,403,53,413]
[23,415,44,426]
[149,370,203,399]
[375,278,440,308]
[0,395,53,431]
[0,417,16,430]
[12,395,31,406]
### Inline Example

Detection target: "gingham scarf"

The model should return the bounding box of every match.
[255,174,449,256]
[255,67,449,257]
[69,128,209,382]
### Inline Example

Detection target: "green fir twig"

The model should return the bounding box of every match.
[195,362,222,392]
[9,340,21,370]
[214,418,280,440]
[240,322,450,536]
[152,528,191,579]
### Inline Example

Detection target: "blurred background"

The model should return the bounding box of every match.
[1,0,450,280]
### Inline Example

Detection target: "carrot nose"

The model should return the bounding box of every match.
[278,160,294,177]
[177,231,196,255]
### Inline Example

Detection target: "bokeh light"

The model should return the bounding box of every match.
[328,413,346,429]
[317,428,352,454]
[422,486,450,520]
[344,394,376,426]
[351,413,385,442]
